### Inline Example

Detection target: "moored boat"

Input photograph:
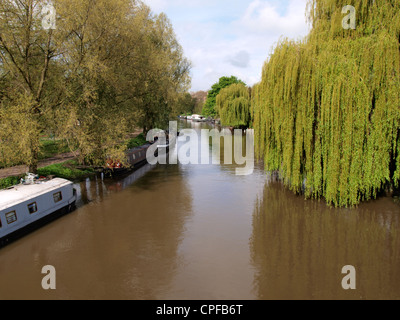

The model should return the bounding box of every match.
[105,143,153,177]
[0,176,77,247]
[192,114,207,122]
[105,131,171,177]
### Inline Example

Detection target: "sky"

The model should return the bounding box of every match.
[143,0,311,92]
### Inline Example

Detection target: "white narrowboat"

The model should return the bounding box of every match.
[0,177,77,247]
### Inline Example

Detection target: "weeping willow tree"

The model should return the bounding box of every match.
[253,0,400,207]
[216,83,251,128]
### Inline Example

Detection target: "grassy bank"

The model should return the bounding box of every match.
[0,160,96,190]
[0,133,148,190]
[37,160,96,180]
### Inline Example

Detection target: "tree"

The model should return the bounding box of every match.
[216,83,251,128]
[174,92,196,116]
[124,10,191,133]
[59,2,191,162]
[191,91,208,115]
[253,0,400,207]
[0,0,69,172]
[0,0,192,169]
[202,76,245,118]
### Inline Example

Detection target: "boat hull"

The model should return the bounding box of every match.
[103,158,148,178]
[0,201,76,248]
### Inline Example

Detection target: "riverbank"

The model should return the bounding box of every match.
[0,160,98,190]
[0,131,145,190]
[0,152,77,180]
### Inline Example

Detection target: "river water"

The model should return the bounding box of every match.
[0,121,399,300]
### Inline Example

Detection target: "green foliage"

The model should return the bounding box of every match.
[37,161,95,180]
[203,76,246,118]
[127,134,148,150]
[216,83,251,128]
[174,93,197,117]
[0,136,69,169]
[253,0,400,207]
[0,0,191,170]
[0,161,94,190]
[0,94,40,170]
[0,176,22,190]
[39,139,70,160]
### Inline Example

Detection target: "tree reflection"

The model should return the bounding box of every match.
[0,163,193,300]
[250,179,400,300]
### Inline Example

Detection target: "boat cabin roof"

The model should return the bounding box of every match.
[127,143,152,153]
[0,178,72,211]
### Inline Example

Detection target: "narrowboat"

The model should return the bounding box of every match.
[0,176,77,247]
[105,133,171,177]
[105,143,153,177]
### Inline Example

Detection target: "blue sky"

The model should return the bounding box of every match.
[143,0,311,92]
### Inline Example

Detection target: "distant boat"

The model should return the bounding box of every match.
[192,114,207,122]
[187,115,193,121]
[0,176,77,247]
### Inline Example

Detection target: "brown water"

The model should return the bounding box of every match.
[0,121,399,300]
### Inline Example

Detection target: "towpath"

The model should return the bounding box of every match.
[0,152,77,179]
[0,129,144,179]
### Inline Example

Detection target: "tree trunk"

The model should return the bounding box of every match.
[29,148,38,174]
[28,132,40,174]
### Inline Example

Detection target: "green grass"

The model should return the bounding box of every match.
[0,176,23,190]
[37,160,95,180]
[0,160,96,190]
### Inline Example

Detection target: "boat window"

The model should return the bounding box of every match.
[28,202,38,214]
[0,217,2,228]
[53,191,63,203]
[5,211,17,224]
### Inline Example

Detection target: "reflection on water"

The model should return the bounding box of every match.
[74,163,157,207]
[251,179,400,300]
[0,120,399,300]
[0,163,193,300]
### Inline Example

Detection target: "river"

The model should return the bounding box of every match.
[0,121,399,300]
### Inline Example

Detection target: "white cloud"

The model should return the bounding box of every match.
[237,0,309,37]
[226,50,251,68]
[143,0,310,92]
